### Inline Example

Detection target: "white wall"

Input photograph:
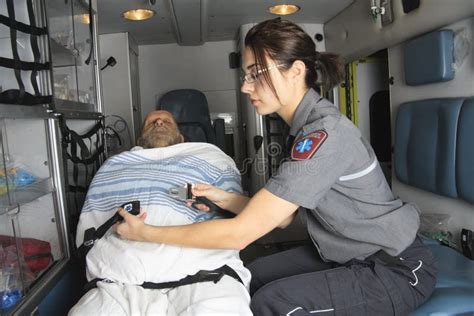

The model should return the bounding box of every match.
[100,33,135,151]
[138,40,239,119]
[389,17,474,243]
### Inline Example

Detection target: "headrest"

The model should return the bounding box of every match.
[158,89,215,144]
[159,89,211,125]
[404,30,454,86]
[394,97,474,204]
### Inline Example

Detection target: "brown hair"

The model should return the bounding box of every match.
[245,18,345,94]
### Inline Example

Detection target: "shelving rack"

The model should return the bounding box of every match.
[0,0,104,314]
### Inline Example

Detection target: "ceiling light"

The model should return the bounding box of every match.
[268,4,300,16]
[122,9,155,21]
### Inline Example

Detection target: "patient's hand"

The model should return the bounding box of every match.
[189,183,230,211]
[114,208,147,241]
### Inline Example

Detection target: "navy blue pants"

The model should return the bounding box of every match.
[248,236,437,315]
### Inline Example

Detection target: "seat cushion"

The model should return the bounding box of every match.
[412,239,474,315]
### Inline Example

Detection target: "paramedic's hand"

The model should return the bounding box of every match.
[114,208,147,241]
[189,183,231,211]
[190,183,251,214]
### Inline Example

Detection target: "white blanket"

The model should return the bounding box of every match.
[70,276,251,316]
[71,143,252,315]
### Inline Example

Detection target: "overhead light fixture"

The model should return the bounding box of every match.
[122,9,155,21]
[268,4,300,16]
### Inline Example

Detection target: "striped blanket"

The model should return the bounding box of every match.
[75,142,250,286]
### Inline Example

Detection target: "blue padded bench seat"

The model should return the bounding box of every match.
[395,97,474,204]
[395,98,474,315]
[412,239,474,315]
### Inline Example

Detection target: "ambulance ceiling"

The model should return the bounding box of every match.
[97,0,354,45]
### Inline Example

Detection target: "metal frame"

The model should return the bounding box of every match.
[48,117,71,257]
[0,104,52,119]
[92,0,104,115]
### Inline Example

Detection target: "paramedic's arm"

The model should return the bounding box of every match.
[278,212,296,228]
[115,188,298,249]
[191,183,250,215]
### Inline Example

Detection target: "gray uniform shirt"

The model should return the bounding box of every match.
[265,89,420,264]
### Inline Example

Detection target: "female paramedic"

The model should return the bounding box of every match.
[115,18,437,315]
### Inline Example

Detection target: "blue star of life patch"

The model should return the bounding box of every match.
[291,130,328,160]
[296,139,314,153]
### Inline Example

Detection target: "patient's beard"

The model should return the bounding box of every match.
[138,128,183,149]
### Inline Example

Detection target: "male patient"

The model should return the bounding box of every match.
[69,111,251,315]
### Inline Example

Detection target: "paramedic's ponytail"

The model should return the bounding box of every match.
[245,18,345,94]
[314,52,345,91]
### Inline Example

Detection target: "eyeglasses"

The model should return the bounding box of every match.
[240,64,284,84]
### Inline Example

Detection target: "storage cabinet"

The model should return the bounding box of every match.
[0,0,102,314]
[0,108,69,315]
[46,0,99,113]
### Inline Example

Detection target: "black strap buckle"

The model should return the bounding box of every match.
[83,227,97,247]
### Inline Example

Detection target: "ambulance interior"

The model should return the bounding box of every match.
[0,0,473,314]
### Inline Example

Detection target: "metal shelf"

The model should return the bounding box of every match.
[0,104,53,119]
[0,178,54,214]
[54,99,100,118]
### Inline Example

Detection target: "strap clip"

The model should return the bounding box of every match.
[83,227,97,248]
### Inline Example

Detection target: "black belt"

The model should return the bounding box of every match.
[344,249,414,277]
[84,265,243,293]
[354,242,421,286]
[367,250,411,270]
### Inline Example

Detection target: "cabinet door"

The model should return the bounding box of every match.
[47,0,98,113]
[46,0,78,103]
[72,0,97,111]
[0,117,69,313]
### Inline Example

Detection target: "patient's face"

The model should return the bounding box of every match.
[138,111,183,148]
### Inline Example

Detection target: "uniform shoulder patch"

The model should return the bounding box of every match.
[291,130,328,161]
